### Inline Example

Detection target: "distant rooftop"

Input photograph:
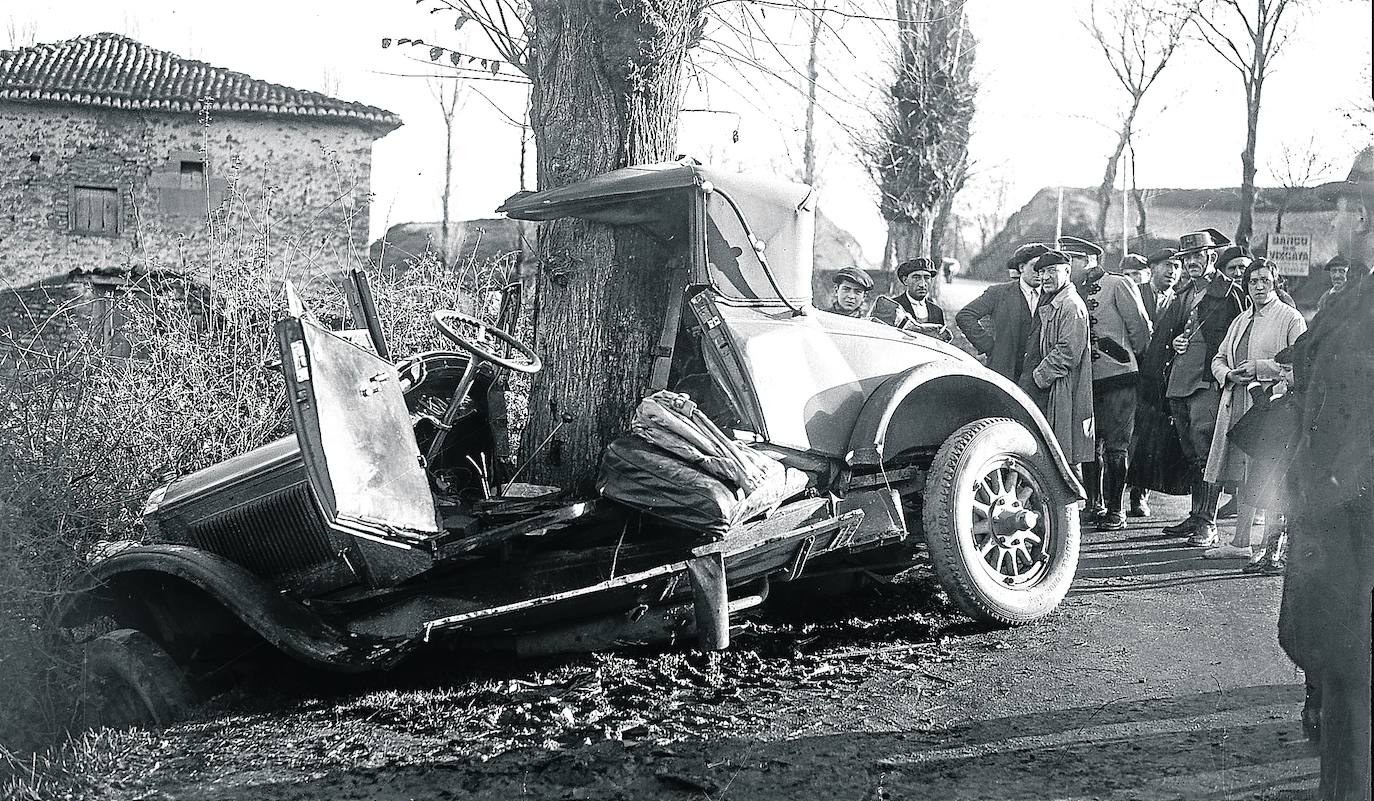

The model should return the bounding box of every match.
[0,33,401,134]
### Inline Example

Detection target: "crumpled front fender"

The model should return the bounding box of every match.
[59,544,412,672]
[846,361,1086,500]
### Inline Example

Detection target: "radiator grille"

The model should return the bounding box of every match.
[190,483,355,594]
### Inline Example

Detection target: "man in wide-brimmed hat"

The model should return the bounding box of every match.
[1062,236,1152,530]
[955,243,1048,381]
[1144,228,1245,545]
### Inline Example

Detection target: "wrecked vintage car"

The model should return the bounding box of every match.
[60,160,1084,727]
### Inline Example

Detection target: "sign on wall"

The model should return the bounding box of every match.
[1266,233,1312,276]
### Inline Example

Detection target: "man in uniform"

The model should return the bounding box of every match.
[1152,228,1245,545]
[1062,236,1152,529]
[955,243,1049,382]
[827,267,873,317]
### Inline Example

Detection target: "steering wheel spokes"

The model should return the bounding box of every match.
[431,310,542,374]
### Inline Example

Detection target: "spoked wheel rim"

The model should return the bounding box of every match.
[969,457,1052,589]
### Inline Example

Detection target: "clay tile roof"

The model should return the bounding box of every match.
[0,33,401,135]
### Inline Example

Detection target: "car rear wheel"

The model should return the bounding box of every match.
[82,629,195,729]
[922,418,1079,625]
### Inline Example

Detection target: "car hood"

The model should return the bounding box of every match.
[714,303,973,456]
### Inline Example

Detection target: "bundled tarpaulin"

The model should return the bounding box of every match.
[597,391,809,539]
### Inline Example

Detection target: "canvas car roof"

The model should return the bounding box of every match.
[496,160,814,224]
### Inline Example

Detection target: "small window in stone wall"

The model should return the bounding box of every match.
[71,186,120,237]
[180,160,205,191]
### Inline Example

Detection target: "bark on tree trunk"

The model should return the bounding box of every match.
[441,116,454,268]
[803,7,821,186]
[1237,83,1262,247]
[518,0,704,491]
[1095,108,1137,246]
[883,215,931,292]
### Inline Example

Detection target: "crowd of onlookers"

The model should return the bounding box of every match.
[825,229,1373,801]
[827,230,1359,575]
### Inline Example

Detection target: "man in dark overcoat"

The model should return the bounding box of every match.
[1127,248,1182,516]
[954,243,1048,382]
[1277,261,1373,801]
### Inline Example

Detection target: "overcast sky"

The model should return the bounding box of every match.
[9,0,1373,262]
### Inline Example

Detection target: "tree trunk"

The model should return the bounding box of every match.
[1237,82,1262,247]
[519,0,704,491]
[1095,107,1138,245]
[802,7,821,186]
[883,215,931,292]
[441,115,454,268]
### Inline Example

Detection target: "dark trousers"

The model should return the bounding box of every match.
[1084,380,1138,513]
[1169,386,1222,522]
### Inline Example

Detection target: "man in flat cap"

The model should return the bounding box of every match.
[1316,255,1351,313]
[1005,242,1050,282]
[956,243,1048,382]
[1066,237,1152,529]
[1120,253,1150,287]
[1145,228,1245,545]
[1138,248,1182,324]
[1018,250,1095,467]
[883,258,951,341]
[827,267,873,317]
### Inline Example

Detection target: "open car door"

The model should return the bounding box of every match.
[276,313,441,543]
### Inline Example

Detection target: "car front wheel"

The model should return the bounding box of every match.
[922,418,1080,625]
[82,628,195,729]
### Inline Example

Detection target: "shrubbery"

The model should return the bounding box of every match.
[0,169,518,763]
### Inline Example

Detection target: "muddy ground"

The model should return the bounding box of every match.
[9,493,1318,801]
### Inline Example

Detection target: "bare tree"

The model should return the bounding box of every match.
[394,0,707,488]
[863,0,977,276]
[958,171,1013,253]
[1266,136,1335,233]
[5,16,37,48]
[1194,0,1302,246]
[1342,62,1374,134]
[428,76,467,268]
[1083,0,1197,246]
[802,4,825,186]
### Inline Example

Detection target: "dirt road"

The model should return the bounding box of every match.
[46,492,1312,801]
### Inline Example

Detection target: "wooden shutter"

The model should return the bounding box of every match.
[72,186,119,236]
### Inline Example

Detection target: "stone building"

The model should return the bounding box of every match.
[0,32,401,293]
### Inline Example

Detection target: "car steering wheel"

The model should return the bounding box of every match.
[431,310,542,374]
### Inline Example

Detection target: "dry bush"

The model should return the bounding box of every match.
[0,160,523,762]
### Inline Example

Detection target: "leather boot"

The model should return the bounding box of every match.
[1164,475,1206,534]
[1081,458,1105,521]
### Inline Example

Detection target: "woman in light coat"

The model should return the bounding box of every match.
[1202,259,1307,566]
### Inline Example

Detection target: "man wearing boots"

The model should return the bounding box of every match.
[1062,237,1152,529]
[1154,229,1246,545]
